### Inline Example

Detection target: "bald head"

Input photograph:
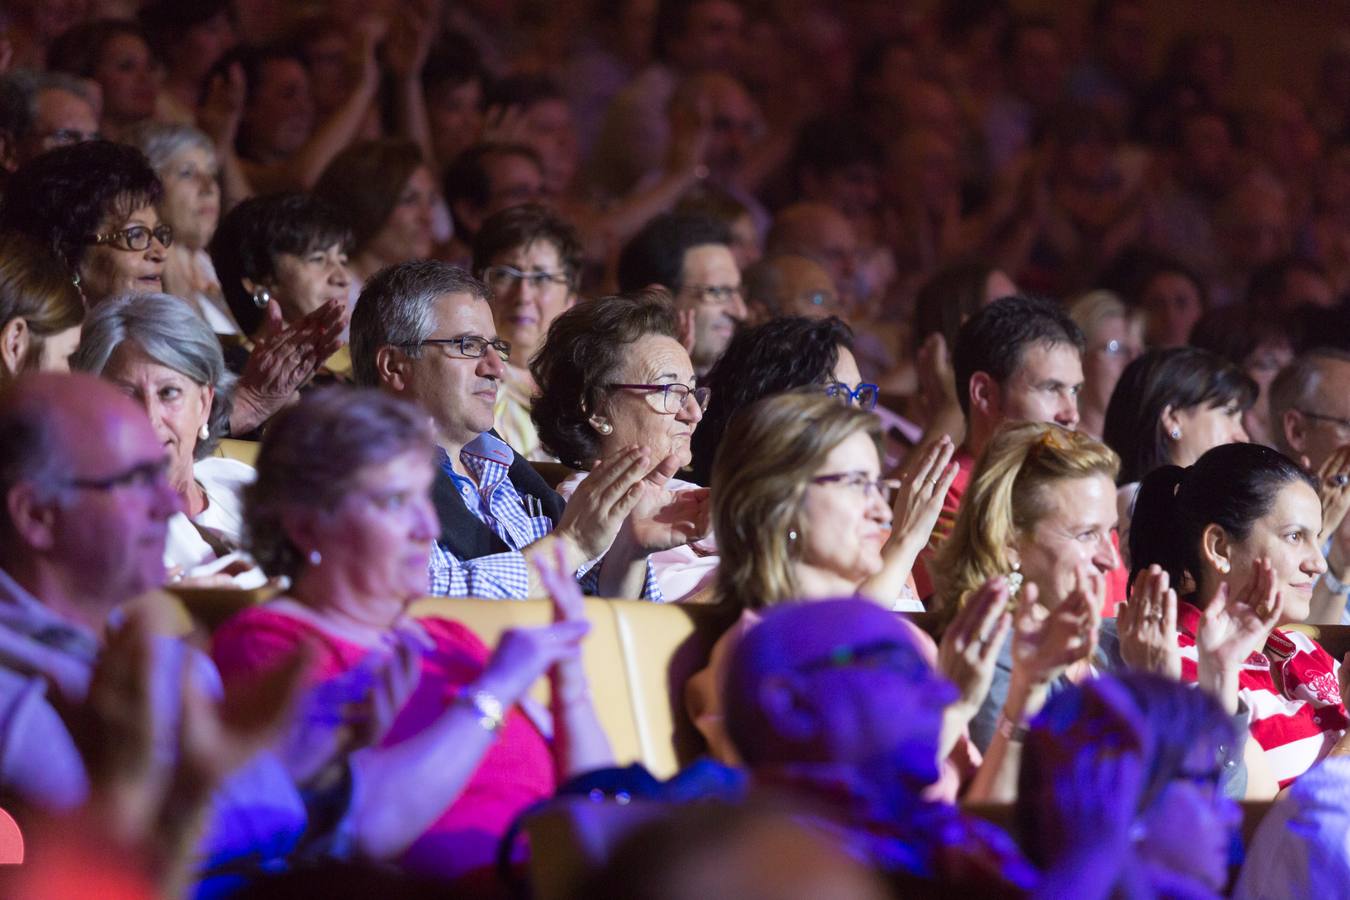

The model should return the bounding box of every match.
[765,204,859,306]
[723,599,954,784]
[0,372,176,613]
[743,254,840,322]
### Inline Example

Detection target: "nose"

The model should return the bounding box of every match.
[478,349,506,379]
[677,393,704,425]
[1233,420,1250,443]
[1308,542,1329,577]
[1094,533,1120,572]
[330,262,351,288]
[412,497,439,542]
[728,288,748,321]
[1057,395,1080,430]
[152,473,182,520]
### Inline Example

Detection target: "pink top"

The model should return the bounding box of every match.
[211,605,556,883]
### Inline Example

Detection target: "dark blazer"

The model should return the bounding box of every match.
[431,434,566,560]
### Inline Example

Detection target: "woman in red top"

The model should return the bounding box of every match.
[1129,442,1349,795]
[211,387,612,887]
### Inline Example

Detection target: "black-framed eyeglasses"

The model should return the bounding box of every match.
[606,382,711,414]
[796,638,930,679]
[402,335,511,362]
[88,224,174,252]
[823,381,879,412]
[482,265,572,292]
[810,470,900,503]
[682,283,742,306]
[1298,409,1350,432]
[60,458,171,494]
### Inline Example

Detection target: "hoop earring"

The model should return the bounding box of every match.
[252,286,272,309]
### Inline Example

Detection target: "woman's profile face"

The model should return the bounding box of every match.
[78,203,168,303]
[103,340,213,489]
[1012,473,1119,609]
[1214,480,1325,625]
[1168,400,1247,468]
[159,145,221,251]
[362,166,436,267]
[796,430,891,588]
[598,334,703,468]
[304,449,440,603]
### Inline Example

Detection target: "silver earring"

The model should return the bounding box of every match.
[1169,428,1182,440]
[308,549,322,566]
[251,286,272,309]
[198,423,210,441]
[788,529,798,542]
[1006,562,1024,597]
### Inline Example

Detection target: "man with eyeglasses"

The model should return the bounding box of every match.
[0,70,100,180]
[471,204,580,461]
[1270,348,1350,624]
[722,598,1038,894]
[618,211,747,377]
[351,259,674,601]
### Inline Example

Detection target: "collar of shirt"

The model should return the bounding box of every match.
[438,433,515,507]
[437,433,552,551]
[0,566,100,663]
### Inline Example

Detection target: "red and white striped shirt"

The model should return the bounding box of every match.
[1177,601,1348,787]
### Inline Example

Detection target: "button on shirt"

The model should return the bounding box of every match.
[427,433,664,601]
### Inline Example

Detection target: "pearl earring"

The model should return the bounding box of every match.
[198,423,210,441]
[1218,559,1230,574]
[308,549,322,566]
[251,286,272,309]
[594,420,613,435]
[1170,428,1182,440]
[788,529,798,542]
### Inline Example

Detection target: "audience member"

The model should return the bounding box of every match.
[212,386,612,885]
[1068,290,1144,440]
[740,254,839,322]
[71,292,261,584]
[1130,441,1348,792]
[443,142,546,256]
[137,0,237,127]
[0,69,100,177]
[470,203,580,461]
[350,259,678,600]
[314,139,436,284]
[129,121,238,333]
[46,19,158,142]
[1104,347,1254,559]
[617,211,745,376]
[531,289,713,600]
[0,140,167,305]
[1018,671,1242,898]
[0,230,83,385]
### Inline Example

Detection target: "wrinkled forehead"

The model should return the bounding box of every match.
[51,394,163,475]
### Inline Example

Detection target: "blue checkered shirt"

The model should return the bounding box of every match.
[426,434,665,601]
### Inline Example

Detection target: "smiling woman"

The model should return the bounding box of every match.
[0,140,166,307]
[71,292,265,586]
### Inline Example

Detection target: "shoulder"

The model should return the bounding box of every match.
[194,457,257,490]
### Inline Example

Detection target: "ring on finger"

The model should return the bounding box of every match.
[1332,474,1350,488]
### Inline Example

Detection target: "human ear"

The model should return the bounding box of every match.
[1160,403,1184,442]
[0,317,31,379]
[968,372,999,419]
[1282,409,1309,457]
[375,345,411,393]
[5,483,59,552]
[1200,523,1233,576]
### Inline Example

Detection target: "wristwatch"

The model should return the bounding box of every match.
[996,710,1029,743]
[1323,566,1350,597]
[463,689,506,735]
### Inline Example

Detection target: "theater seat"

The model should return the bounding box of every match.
[212,438,260,466]
[408,597,737,776]
[1283,623,1350,662]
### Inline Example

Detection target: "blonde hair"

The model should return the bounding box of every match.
[711,392,882,611]
[932,422,1119,622]
[1068,289,1144,346]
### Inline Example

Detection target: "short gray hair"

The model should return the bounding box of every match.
[349,260,489,388]
[0,69,96,141]
[126,121,217,173]
[70,293,235,458]
[1269,347,1350,456]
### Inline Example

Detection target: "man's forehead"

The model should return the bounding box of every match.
[1015,341,1083,380]
[431,291,493,329]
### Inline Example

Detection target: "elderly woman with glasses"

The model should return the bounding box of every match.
[685,392,972,782]
[471,204,581,461]
[530,289,714,597]
[129,122,239,335]
[0,140,170,306]
[72,292,264,585]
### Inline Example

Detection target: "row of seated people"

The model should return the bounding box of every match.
[3,344,1350,895]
